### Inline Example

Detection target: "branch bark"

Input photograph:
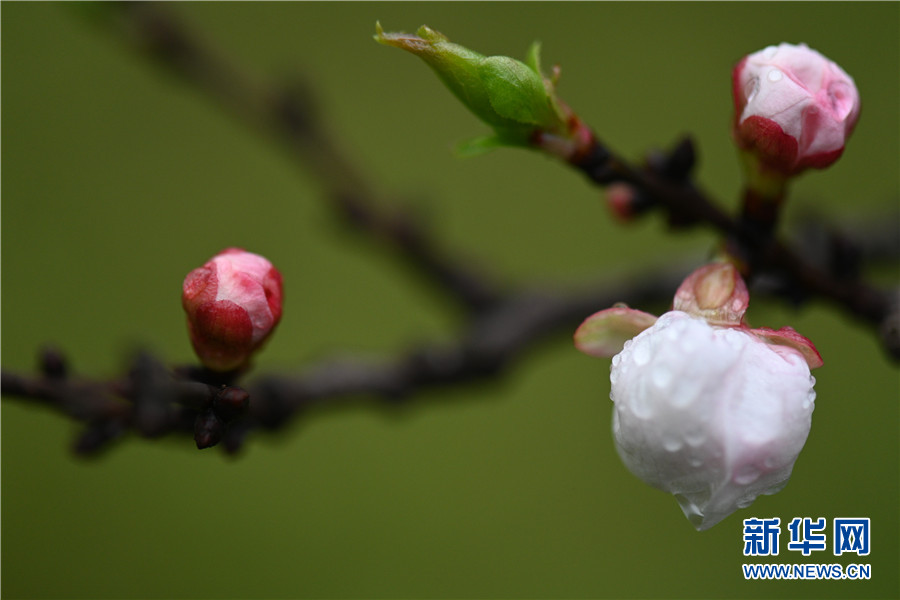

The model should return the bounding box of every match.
[2,3,896,457]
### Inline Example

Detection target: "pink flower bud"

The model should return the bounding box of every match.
[732,43,859,176]
[611,312,816,530]
[575,262,822,529]
[182,248,283,372]
[605,183,640,223]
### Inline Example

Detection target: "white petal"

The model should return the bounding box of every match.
[610,312,815,530]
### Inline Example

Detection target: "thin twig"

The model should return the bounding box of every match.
[2,4,897,458]
[2,265,688,455]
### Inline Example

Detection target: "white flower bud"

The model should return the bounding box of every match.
[611,311,816,530]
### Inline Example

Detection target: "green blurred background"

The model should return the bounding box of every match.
[2,2,898,598]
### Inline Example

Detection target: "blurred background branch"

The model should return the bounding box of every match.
[2,4,898,599]
[2,2,898,457]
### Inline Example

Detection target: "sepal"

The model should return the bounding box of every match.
[574,306,658,357]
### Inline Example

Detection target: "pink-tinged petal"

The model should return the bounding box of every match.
[574,306,658,358]
[673,262,749,326]
[189,300,254,372]
[752,327,824,369]
[182,264,217,318]
[736,116,799,174]
[731,56,750,116]
[263,268,284,324]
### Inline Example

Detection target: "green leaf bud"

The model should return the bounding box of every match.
[375,23,572,151]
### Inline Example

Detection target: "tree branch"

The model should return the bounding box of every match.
[2,264,689,456]
[114,2,898,351]
[2,4,896,457]
[568,136,898,352]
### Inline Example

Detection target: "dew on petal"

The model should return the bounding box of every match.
[665,326,680,342]
[632,342,650,366]
[685,429,706,447]
[734,464,761,485]
[802,388,816,410]
[767,68,783,83]
[669,387,695,408]
[662,435,683,453]
[651,364,673,390]
[629,390,654,419]
[674,494,705,530]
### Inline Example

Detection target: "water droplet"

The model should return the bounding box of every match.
[663,435,683,453]
[651,365,673,389]
[802,388,816,411]
[767,69,783,83]
[612,354,621,367]
[763,45,778,59]
[674,494,705,529]
[685,429,706,447]
[629,390,653,419]
[670,388,694,408]
[734,464,761,485]
[689,457,703,467]
[632,342,650,366]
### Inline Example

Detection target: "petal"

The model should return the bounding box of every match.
[752,326,824,369]
[736,116,799,173]
[574,306,658,357]
[673,262,749,326]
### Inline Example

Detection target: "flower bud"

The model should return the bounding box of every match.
[375,23,572,154]
[182,248,283,372]
[611,312,816,530]
[605,183,655,223]
[732,43,860,177]
[575,262,822,529]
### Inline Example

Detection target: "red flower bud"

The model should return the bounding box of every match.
[182,248,283,371]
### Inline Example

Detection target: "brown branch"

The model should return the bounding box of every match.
[2,265,689,456]
[569,134,898,356]
[2,4,897,458]
[114,2,898,352]
[114,2,502,313]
